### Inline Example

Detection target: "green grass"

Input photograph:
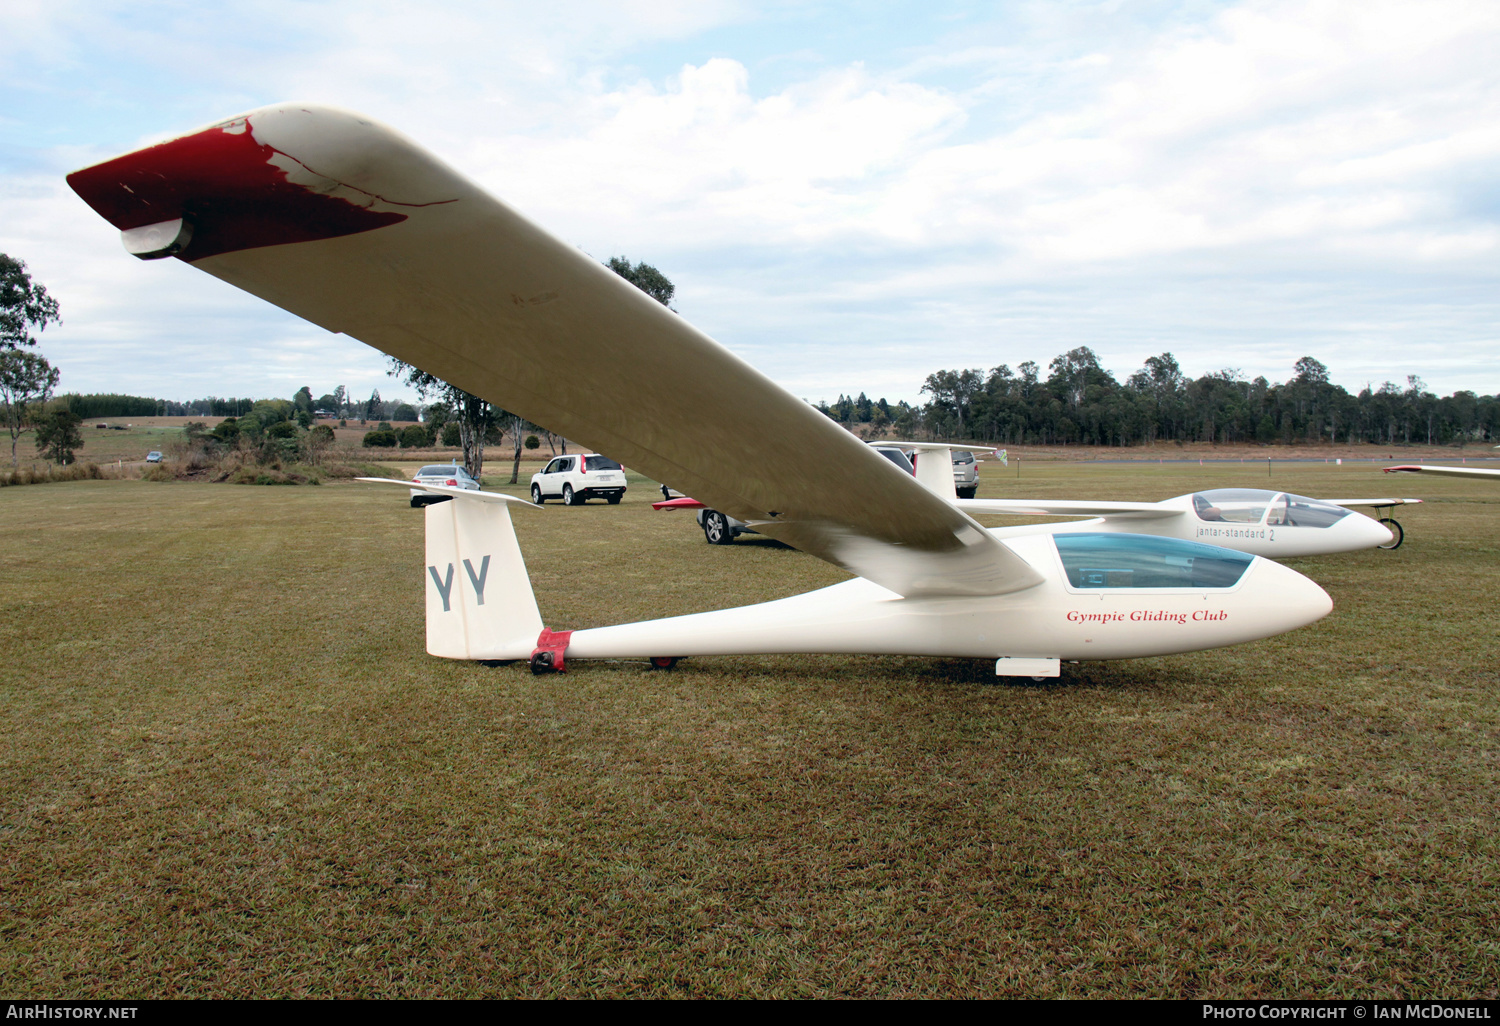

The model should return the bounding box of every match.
[1,464,1497,998]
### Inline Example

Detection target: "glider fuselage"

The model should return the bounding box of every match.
[561,532,1332,664]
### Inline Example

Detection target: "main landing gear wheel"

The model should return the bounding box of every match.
[648,657,679,670]
[702,510,733,545]
[1378,518,1404,550]
[563,484,578,506]
[531,484,544,505]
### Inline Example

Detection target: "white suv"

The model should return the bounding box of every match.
[530,454,628,505]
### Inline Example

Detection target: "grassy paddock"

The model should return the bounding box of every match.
[1,464,1496,998]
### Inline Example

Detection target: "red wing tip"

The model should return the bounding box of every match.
[68,114,407,260]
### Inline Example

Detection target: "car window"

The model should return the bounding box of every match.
[419,465,458,476]
[873,448,915,474]
[543,459,562,474]
[584,456,621,471]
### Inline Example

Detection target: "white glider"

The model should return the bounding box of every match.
[664,478,1414,554]
[959,490,1419,555]
[68,103,1335,677]
[854,442,1414,555]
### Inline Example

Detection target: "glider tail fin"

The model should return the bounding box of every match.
[423,495,544,660]
[912,450,958,501]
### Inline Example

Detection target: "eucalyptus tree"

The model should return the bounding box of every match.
[1,254,61,352]
[387,360,493,479]
[0,348,59,467]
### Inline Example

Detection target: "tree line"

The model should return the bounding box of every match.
[818,349,1500,447]
[18,241,1493,477]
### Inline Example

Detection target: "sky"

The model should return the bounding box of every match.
[2,0,1497,407]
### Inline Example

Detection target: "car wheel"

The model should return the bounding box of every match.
[703,510,734,545]
[607,495,621,505]
[957,487,977,499]
[531,484,544,505]
[410,497,425,508]
[563,484,578,506]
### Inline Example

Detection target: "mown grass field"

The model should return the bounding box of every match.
[1,461,1496,998]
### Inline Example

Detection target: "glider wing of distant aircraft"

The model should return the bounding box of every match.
[1384,464,1500,480]
[67,103,1334,676]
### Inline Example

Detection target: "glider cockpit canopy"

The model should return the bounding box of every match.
[1191,489,1352,529]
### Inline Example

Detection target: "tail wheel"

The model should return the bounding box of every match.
[649,657,679,670]
[1378,518,1404,550]
[530,651,556,674]
[703,510,733,544]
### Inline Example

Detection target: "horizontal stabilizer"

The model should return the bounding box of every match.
[651,496,707,510]
[877,441,1000,454]
[357,477,541,508]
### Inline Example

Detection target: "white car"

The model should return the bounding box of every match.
[410,464,481,507]
[530,454,628,505]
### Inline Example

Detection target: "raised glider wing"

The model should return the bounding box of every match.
[67,103,1333,677]
[1385,464,1500,480]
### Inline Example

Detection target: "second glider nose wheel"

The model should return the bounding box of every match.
[648,657,680,670]
[1378,518,1404,550]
